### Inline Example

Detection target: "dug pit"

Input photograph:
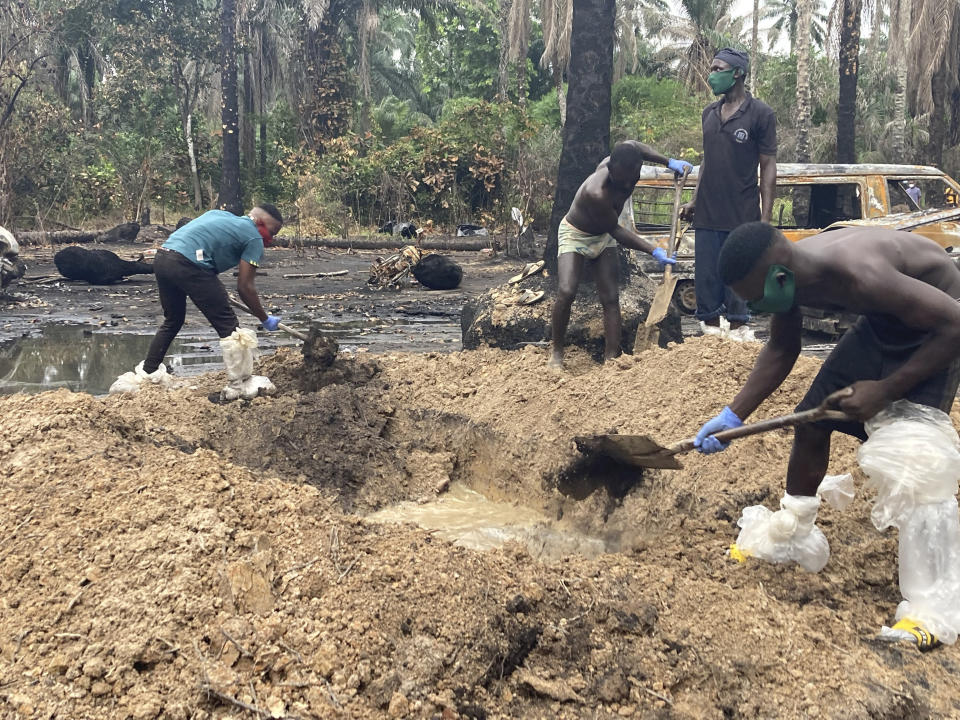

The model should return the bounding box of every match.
[1,336,959,719]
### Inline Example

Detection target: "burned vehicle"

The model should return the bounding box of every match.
[0,226,26,292]
[633,163,960,329]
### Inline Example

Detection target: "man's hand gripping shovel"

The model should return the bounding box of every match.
[634,166,690,352]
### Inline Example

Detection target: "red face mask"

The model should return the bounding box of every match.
[252,217,274,246]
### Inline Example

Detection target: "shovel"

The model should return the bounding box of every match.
[229,297,309,341]
[574,388,855,470]
[633,167,690,352]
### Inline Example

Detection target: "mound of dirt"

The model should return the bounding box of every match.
[1,338,958,719]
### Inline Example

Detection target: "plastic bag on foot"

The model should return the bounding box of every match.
[735,493,829,572]
[109,361,173,394]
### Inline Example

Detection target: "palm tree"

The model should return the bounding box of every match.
[905,0,960,163]
[795,0,814,161]
[835,0,862,162]
[763,0,828,54]
[613,0,668,81]
[654,0,746,93]
[220,0,242,214]
[541,0,573,121]
[545,0,615,273]
[889,0,911,157]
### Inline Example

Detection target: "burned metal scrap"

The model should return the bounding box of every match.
[368,245,423,287]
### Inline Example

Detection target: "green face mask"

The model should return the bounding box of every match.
[747,264,796,314]
[708,68,737,95]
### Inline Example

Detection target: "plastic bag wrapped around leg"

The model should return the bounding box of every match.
[859,400,960,646]
[108,361,174,394]
[220,329,258,402]
[891,498,960,644]
[734,494,830,572]
[858,400,960,530]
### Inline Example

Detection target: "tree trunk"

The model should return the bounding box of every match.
[298,19,352,150]
[835,0,861,163]
[259,120,267,180]
[544,0,614,274]
[926,64,948,166]
[257,34,268,180]
[241,49,256,181]
[186,113,203,209]
[891,0,912,159]
[892,62,908,158]
[750,0,759,90]
[794,0,813,162]
[497,0,512,98]
[950,86,960,146]
[219,0,243,214]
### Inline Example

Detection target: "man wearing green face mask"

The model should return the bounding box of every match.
[694,220,960,474]
[679,48,777,335]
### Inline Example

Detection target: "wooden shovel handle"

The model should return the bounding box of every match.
[668,387,855,455]
[229,298,309,341]
[667,167,691,255]
[663,167,691,283]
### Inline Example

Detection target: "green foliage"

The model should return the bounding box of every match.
[528,90,562,129]
[415,1,500,116]
[307,98,532,228]
[370,96,433,145]
[611,75,704,160]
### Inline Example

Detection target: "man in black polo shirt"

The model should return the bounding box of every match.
[680,47,777,335]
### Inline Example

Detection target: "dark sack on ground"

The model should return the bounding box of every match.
[412,253,462,290]
[54,246,153,285]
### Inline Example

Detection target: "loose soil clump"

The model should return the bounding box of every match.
[1,337,958,719]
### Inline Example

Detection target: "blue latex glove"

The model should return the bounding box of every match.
[667,158,694,176]
[694,406,743,454]
[651,246,677,268]
[262,315,281,331]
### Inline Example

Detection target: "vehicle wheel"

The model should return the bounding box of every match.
[673,280,697,315]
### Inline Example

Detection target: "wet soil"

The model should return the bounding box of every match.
[1,241,518,356]
[2,333,960,719]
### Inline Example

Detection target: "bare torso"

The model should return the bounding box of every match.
[564,159,635,236]
[794,227,960,313]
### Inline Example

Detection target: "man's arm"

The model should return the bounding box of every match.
[729,307,803,419]
[694,308,802,453]
[610,223,659,256]
[236,260,268,322]
[838,268,960,420]
[622,140,669,167]
[759,153,777,223]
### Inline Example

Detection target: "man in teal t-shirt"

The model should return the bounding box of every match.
[124,203,284,400]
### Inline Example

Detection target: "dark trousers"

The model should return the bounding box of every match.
[143,249,238,372]
[796,314,960,441]
[694,228,749,323]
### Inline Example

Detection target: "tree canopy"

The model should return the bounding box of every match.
[1,0,958,232]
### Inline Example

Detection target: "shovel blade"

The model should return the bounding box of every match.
[645,274,679,327]
[633,274,679,353]
[574,434,684,470]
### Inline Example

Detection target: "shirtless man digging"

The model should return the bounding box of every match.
[693,221,960,646]
[549,141,693,369]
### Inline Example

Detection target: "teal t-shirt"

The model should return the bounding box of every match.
[163,210,264,274]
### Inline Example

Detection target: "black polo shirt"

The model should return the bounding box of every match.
[695,93,777,231]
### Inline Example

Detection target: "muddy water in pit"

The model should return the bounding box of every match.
[367,483,608,560]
